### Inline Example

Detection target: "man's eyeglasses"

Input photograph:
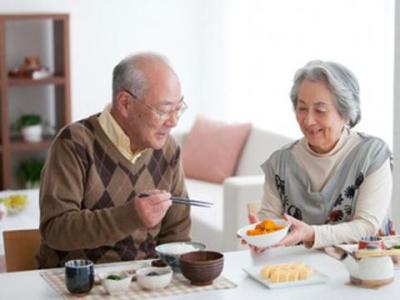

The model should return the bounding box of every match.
[123,89,187,122]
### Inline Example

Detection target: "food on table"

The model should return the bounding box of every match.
[106,274,126,280]
[165,243,198,255]
[246,219,285,236]
[259,262,313,283]
[151,259,168,267]
[0,194,28,214]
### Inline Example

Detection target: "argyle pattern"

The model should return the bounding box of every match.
[38,115,189,268]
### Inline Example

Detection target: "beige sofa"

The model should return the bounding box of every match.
[174,128,292,251]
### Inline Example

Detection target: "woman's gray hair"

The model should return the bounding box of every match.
[112,52,171,101]
[290,60,361,128]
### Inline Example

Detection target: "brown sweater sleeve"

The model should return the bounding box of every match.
[39,136,146,251]
[156,147,191,244]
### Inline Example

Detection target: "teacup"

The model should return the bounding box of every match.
[65,259,94,294]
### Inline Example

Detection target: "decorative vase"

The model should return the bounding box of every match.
[21,124,42,142]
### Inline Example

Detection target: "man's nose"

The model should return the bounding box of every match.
[164,113,179,127]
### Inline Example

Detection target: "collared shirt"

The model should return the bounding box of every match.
[98,104,143,164]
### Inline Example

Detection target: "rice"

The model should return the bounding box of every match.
[166,243,197,255]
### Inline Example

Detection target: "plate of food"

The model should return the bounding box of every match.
[243,262,328,289]
[237,219,290,248]
[0,193,28,215]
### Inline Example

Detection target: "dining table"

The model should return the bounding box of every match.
[0,245,399,299]
[0,189,40,256]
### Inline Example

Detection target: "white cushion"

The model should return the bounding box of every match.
[236,128,292,176]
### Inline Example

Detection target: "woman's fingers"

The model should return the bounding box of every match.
[248,213,258,224]
[250,244,268,253]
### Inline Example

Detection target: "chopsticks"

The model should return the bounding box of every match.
[138,193,213,208]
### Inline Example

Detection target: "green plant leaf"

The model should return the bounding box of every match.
[17,158,44,183]
[18,114,42,129]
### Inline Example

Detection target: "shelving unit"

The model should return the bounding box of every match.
[0,14,71,189]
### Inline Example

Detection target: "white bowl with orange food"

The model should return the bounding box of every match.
[237,219,290,248]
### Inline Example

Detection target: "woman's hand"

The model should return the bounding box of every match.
[239,213,268,254]
[276,214,315,247]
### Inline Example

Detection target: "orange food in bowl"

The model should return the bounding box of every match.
[246,219,285,236]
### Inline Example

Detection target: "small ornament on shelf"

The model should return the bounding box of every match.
[8,55,52,79]
[17,114,43,142]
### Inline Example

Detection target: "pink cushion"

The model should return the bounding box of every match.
[182,116,252,183]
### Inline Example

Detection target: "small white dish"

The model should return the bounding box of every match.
[136,266,173,290]
[237,219,289,248]
[243,265,328,289]
[99,271,133,295]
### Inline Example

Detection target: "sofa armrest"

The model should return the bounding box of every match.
[222,175,264,251]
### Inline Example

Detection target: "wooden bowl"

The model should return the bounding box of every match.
[179,251,224,286]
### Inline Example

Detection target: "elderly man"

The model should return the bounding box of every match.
[37,53,191,268]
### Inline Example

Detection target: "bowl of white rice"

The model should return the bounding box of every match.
[155,241,206,271]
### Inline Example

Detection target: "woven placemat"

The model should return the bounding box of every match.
[40,270,237,299]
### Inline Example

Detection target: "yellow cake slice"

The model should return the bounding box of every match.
[259,262,313,283]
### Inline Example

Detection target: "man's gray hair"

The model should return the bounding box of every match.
[112,52,171,101]
[290,60,361,128]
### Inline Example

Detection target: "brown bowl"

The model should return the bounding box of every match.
[179,251,224,286]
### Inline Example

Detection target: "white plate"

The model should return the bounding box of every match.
[243,265,328,289]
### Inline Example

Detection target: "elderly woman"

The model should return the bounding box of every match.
[254,60,392,249]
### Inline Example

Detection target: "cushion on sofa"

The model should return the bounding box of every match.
[182,116,251,183]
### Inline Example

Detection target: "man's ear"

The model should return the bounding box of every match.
[114,91,130,119]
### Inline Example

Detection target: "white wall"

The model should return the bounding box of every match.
[393,0,400,230]
[1,1,397,222]
[223,0,394,145]
[1,0,393,140]
[0,0,215,132]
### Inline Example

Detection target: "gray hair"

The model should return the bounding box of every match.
[290,60,361,128]
[112,52,172,101]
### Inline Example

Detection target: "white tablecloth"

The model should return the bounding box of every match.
[0,246,399,299]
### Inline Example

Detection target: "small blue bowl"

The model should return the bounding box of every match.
[155,241,206,271]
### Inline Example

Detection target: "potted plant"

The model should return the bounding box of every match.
[18,114,42,142]
[17,158,44,188]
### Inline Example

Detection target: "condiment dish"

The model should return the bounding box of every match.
[99,271,133,295]
[136,266,173,290]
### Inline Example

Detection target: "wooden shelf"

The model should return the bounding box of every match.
[0,14,68,22]
[10,136,54,152]
[8,76,66,86]
[0,13,71,189]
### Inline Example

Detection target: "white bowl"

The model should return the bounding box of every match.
[237,219,290,248]
[136,266,173,290]
[155,241,206,271]
[100,271,133,295]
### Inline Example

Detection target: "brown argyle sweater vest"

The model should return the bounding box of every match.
[37,115,191,268]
